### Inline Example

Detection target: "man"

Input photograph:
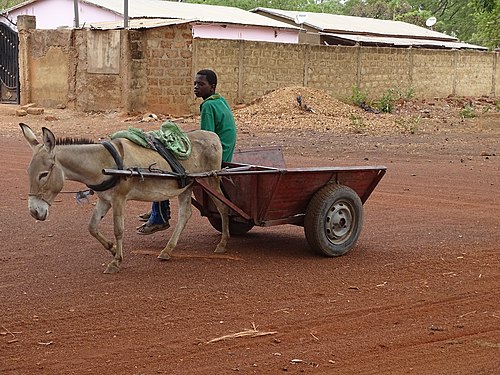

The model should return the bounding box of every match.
[137,69,237,235]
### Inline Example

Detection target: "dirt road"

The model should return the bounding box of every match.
[1,101,499,374]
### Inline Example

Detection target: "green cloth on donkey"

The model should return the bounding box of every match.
[111,121,192,160]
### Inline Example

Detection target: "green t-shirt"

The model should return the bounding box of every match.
[200,94,237,162]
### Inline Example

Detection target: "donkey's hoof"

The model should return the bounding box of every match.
[104,263,119,274]
[157,252,171,261]
[214,246,227,254]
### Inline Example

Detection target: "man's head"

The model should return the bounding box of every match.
[194,69,217,100]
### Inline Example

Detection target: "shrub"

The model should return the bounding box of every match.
[350,85,368,106]
[377,89,396,113]
[460,105,476,119]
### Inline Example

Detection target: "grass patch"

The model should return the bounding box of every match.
[460,105,476,119]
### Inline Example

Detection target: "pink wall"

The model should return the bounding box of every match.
[3,0,120,30]
[193,24,298,44]
[2,0,299,43]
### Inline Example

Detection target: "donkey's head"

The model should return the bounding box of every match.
[20,124,64,221]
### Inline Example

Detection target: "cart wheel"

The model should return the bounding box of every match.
[304,184,363,257]
[208,216,254,236]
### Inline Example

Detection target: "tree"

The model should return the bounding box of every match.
[471,0,500,49]
[341,0,499,48]
[186,0,342,12]
[0,0,23,11]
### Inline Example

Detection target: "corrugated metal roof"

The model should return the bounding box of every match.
[321,32,488,50]
[81,0,299,29]
[253,7,457,41]
[83,18,192,30]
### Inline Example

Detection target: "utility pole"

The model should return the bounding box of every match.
[73,0,79,28]
[124,0,129,28]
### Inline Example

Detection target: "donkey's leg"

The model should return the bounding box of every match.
[158,189,193,260]
[104,199,126,274]
[207,176,230,253]
[88,199,115,255]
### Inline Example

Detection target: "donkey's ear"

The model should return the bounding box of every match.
[20,123,40,149]
[41,127,56,153]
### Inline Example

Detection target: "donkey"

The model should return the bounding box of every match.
[20,123,230,274]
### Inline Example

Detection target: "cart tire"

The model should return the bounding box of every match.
[208,216,254,236]
[304,184,363,257]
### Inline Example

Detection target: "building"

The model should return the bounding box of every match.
[252,8,487,50]
[1,0,299,43]
[0,0,299,104]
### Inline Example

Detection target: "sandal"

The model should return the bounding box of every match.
[138,211,152,222]
[136,222,170,235]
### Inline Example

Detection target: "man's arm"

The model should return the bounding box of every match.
[200,103,216,132]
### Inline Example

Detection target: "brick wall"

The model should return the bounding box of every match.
[192,39,240,108]
[18,21,498,115]
[455,51,495,97]
[411,49,455,98]
[307,46,358,99]
[359,47,412,99]
[194,39,498,108]
[142,24,194,115]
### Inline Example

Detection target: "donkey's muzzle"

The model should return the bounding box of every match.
[28,197,49,221]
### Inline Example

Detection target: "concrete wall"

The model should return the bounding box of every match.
[18,22,499,116]
[19,28,74,108]
[18,21,195,114]
[193,39,498,106]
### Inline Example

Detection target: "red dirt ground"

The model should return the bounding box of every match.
[1,99,499,374]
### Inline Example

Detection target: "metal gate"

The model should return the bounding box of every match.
[0,22,19,104]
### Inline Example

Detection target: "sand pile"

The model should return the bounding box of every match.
[233,86,398,135]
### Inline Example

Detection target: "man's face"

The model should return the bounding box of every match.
[194,74,214,99]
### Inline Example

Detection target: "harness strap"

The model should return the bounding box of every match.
[87,141,124,192]
[147,135,190,188]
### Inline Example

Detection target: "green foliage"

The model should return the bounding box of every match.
[0,0,22,11]
[186,0,342,12]
[460,104,476,119]
[376,88,396,113]
[470,0,500,49]
[350,85,414,113]
[350,85,369,106]
[342,0,497,49]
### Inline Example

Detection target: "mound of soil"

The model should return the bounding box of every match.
[234,86,385,134]
[233,87,499,136]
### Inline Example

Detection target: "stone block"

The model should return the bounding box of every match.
[26,107,45,115]
[44,115,58,121]
[20,103,37,110]
[17,15,36,31]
